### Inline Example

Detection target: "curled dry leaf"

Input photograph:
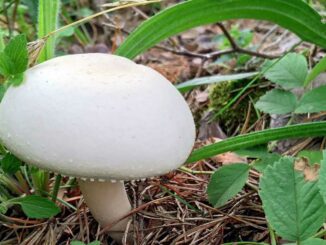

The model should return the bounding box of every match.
[294,157,320,181]
[27,39,46,67]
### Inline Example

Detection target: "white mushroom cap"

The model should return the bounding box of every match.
[0,54,195,180]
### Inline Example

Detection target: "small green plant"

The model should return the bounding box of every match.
[256,53,326,115]
[0,34,28,89]
[206,148,326,244]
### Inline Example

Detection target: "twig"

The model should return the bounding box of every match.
[216,22,279,59]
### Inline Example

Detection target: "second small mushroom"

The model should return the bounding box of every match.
[0,53,196,242]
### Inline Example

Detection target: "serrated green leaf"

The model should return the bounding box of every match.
[176,72,258,93]
[1,153,22,175]
[116,0,326,59]
[4,34,28,74]
[295,85,326,113]
[207,163,250,207]
[19,195,60,218]
[317,150,326,204]
[263,53,308,89]
[0,52,14,77]
[255,89,297,114]
[297,150,323,165]
[259,157,326,241]
[305,55,326,87]
[8,73,25,87]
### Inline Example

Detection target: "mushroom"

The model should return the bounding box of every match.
[0,54,196,242]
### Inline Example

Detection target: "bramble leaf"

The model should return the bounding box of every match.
[263,53,308,89]
[295,86,326,113]
[260,157,326,241]
[255,89,297,114]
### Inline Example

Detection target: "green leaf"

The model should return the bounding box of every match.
[7,73,25,87]
[71,242,85,245]
[0,85,6,102]
[297,150,323,165]
[187,121,326,163]
[4,34,28,74]
[263,53,308,89]
[318,150,326,204]
[176,72,258,93]
[285,238,326,245]
[19,195,60,218]
[236,145,281,172]
[116,0,326,59]
[259,157,326,241]
[38,0,60,62]
[1,153,22,175]
[301,238,326,245]
[207,163,250,207]
[88,242,100,245]
[305,56,326,87]
[255,89,297,114]
[0,52,14,77]
[295,85,326,113]
[0,30,5,52]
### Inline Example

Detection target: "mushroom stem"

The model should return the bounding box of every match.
[78,180,131,243]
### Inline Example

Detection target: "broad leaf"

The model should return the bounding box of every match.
[295,85,326,113]
[255,89,297,114]
[259,157,326,241]
[4,34,28,74]
[0,52,14,77]
[8,73,25,87]
[19,195,60,218]
[263,53,308,89]
[318,150,326,204]
[305,56,326,86]
[176,72,257,93]
[116,0,326,59]
[207,163,250,207]
[1,153,22,175]
[187,122,326,163]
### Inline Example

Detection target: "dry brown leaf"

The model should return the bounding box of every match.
[294,157,320,181]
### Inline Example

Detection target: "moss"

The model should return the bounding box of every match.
[208,79,266,135]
